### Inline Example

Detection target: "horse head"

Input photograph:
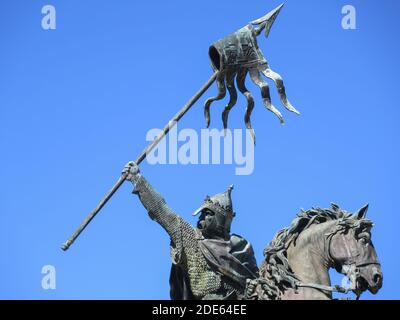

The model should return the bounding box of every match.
[260,203,383,300]
[328,204,383,296]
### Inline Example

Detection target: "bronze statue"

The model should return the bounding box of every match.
[61,3,383,300]
[122,161,259,300]
[258,204,382,300]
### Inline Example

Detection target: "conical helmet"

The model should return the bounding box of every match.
[193,185,235,234]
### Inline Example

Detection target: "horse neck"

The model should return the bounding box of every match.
[286,220,336,287]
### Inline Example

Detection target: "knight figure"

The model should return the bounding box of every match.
[122,161,259,300]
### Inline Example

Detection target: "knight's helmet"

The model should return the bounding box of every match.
[193,185,235,234]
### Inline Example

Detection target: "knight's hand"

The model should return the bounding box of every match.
[122,161,141,183]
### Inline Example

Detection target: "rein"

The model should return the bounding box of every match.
[295,282,351,294]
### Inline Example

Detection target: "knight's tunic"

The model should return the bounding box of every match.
[133,176,258,300]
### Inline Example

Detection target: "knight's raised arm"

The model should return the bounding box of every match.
[122,161,186,240]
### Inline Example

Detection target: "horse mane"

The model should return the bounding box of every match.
[259,203,353,299]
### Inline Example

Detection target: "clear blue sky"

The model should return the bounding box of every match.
[0,0,399,299]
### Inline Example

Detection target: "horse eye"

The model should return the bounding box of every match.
[358,231,370,241]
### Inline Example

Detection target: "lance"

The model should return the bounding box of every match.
[62,3,299,251]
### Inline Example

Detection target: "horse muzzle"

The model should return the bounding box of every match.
[357,264,383,294]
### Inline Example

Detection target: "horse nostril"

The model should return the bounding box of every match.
[373,273,382,286]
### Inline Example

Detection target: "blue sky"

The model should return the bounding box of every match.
[0,0,399,299]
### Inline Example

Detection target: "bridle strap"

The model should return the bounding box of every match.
[355,261,381,268]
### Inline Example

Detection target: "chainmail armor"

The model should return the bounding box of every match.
[133,175,240,299]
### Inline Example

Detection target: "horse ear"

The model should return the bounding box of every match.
[331,203,340,211]
[355,204,369,220]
